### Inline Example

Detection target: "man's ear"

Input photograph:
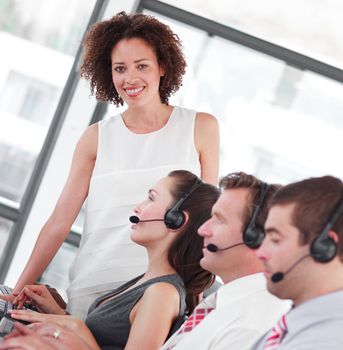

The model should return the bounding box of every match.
[328,230,339,243]
[159,65,165,77]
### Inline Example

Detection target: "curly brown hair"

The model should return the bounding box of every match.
[80,11,186,106]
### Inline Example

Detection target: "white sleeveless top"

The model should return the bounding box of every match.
[67,106,200,317]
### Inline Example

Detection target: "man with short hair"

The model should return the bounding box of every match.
[161,172,289,350]
[252,175,343,349]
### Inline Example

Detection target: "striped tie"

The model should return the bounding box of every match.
[162,292,217,349]
[177,305,214,334]
[263,314,288,349]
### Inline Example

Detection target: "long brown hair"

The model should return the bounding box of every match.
[167,170,220,314]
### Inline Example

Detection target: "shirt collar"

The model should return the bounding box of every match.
[286,289,343,331]
[216,272,267,309]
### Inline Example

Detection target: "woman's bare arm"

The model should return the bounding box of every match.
[125,282,180,350]
[14,123,98,295]
[194,112,220,186]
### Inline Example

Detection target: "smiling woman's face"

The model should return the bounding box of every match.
[111,37,164,108]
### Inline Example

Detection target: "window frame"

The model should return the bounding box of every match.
[1,0,342,283]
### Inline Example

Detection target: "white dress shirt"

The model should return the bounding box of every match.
[161,273,290,350]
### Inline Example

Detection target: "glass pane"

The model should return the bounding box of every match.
[0,0,94,55]
[0,218,13,259]
[142,10,210,108]
[148,13,343,183]
[0,0,96,203]
[159,0,343,68]
[39,242,78,300]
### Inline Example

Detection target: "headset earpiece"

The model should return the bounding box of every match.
[164,178,202,230]
[310,196,343,263]
[310,237,337,263]
[164,210,185,230]
[244,224,265,249]
[243,182,270,249]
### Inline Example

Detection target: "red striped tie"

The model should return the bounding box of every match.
[263,314,288,349]
[163,292,217,349]
[177,306,214,334]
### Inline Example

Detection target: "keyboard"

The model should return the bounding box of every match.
[0,300,33,335]
[0,300,17,335]
[0,317,15,335]
[0,285,12,295]
[0,299,13,317]
[0,286,38,336]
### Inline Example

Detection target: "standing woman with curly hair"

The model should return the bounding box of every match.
[11,12,220,319]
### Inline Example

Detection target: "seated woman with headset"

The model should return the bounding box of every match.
[4,170,219,350]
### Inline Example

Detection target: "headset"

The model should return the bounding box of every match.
[243,182,270,249]
[164,177,203,230]
[310,195,343,263]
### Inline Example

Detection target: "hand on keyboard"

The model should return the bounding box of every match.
[15,285,65,315]
[0,285,41,336]
[0,299,33,335]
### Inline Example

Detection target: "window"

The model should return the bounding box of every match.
[0,0,96,204]
[0,0,98,282]
[0,71,59,126]
[146,10,343,182]
[0,218,13,259]
[39,242,79,299]
[159,0,343,68]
